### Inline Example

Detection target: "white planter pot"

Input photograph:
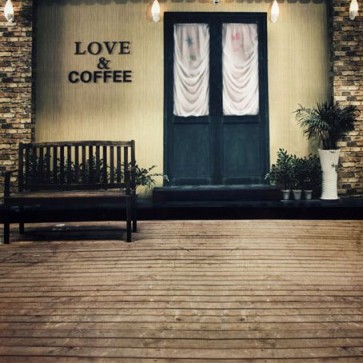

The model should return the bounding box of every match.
[292,190,302,200]
[281,189,291,201]
[304,190,313,200]
[318,149,340,200]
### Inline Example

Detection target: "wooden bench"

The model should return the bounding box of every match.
[3,141,137,243]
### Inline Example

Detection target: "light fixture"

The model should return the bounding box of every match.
[4,0,14,23]
[271,0,279,23]
[349,0,359,20]
[151,0,160,23]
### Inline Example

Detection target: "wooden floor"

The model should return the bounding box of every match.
[0,220,362,362]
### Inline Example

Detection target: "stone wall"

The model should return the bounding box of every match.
[0,0,34,196]
[331,0,363,196]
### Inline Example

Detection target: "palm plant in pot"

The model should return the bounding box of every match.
[295,100,358,200]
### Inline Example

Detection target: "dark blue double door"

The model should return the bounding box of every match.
[164,12,269,186]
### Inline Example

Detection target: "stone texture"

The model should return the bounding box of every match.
[330,0,363,196]
[0,0,34,196]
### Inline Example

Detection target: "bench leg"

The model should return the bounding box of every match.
[19,222,25,235]
[126,199,132,243]
[132,198,137,233]
[4,223,10,244]
[19,206,25,234]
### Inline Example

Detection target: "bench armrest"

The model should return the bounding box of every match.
[4,169,19,198]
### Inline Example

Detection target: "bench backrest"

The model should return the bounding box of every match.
[18,141,136,192]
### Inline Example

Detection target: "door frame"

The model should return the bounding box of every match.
[164,12,269,186]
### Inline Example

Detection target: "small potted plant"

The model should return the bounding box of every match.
[300,154,322,200]
[132,164,169,196]
[265,148,293,200]
[295,100,358,200]
[290,155,305,200]
[133,164,168,189]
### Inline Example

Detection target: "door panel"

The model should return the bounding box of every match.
[164,13,269,186]
[223,124,261,184]
[172,123,212,185]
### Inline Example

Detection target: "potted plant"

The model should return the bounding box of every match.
[300,154,322,200]
[133,164,168,190]
[265,148,293,200]
[131,164,169,197]
[295,100,358,200]
[290,155,305,200]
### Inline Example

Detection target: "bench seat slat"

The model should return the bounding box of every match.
[8,190,128,199]
[5,190,130,207]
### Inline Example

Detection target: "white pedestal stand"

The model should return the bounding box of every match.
[318,149,340,200]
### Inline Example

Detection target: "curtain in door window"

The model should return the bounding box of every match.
[173,24,210,117]
[223,23,259,116]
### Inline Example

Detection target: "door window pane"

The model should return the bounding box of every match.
[173,23,210,117]
[223,23,259,116]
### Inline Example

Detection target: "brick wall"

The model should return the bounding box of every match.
[331,0,363,196]
[0,0,34,196]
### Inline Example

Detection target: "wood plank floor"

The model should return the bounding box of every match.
[0,220,362,362]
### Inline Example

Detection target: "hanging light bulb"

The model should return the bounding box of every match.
[271,0,279,23]
[4,0,14,23]
[349,0,359,20]
[151,0,160,23]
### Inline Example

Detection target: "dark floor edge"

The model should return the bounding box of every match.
[1,197,362,223]
[137,197,363,220]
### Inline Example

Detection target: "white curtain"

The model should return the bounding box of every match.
[223,23,259,116]
[173,24,210,117]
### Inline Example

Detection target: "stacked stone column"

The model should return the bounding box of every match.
[0,0,34,197]
[331,0,363,196]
